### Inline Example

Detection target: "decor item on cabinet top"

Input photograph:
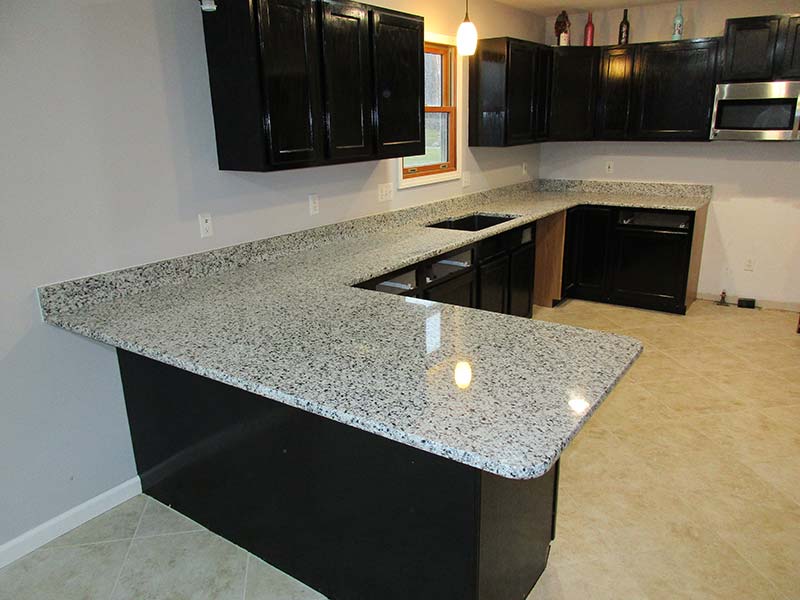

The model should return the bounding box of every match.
[198,0,217,11]
[584,11,595,46]
[619,8,630,44]
[555,11,570,46]
[457,0,478,56]
[672,4,684,40]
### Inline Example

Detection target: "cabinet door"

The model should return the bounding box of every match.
[549,47,600,141]
[371,9,425,158]
[258,0,324,167]
[610,228,690,313]
[478,255,510,314]
[562,206,614,302]
[778,15,800,79]
[424,271,477,308]
[506,40,537,144]
[722,16,782,82]
[630,39,718,141]
[534,46,553,140]
[595,46,635,140]
[509,243,536,318]
[320,1,374,160]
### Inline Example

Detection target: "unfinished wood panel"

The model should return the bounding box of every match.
[534,210,567,308]
[685,203,708,308]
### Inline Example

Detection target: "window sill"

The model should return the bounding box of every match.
[397,166,462,189]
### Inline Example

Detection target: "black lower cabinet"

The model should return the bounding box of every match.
[562,206,694,314]
[478,254,511,313]
[424,270,477,308]
[562,206,614,302]
[509,242,536,317]
[118,349,559,600]
[610,226,691,312]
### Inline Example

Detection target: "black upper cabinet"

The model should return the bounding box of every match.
[778,15,800,79]
[320,1,373,160]
[630,39,719,141]
[506,40,538,144]
[201,0,424,171]
[549,47,600,141]
[260,0,324,167]
[595,46,635,140]
[371,9,424,158]
[469,38,549,146]
[722,16,782,81]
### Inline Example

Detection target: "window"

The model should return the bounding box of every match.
[402,42,457,182]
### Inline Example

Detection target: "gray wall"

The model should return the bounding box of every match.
[0,0,543,544]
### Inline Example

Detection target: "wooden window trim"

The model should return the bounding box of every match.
[403,42,457,179]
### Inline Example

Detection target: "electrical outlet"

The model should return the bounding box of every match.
[744,258,755,272]
[378,183,394,203]
[522,162,529,176]
[308,194,320,216]
[198,213,214,238]
[605,160,614,174]
[462,170,471,188]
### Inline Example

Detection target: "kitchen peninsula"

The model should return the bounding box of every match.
[38,179,709,599]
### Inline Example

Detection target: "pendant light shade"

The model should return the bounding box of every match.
[456,0,478,56]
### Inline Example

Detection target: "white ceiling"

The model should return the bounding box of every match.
[496,0,668,16]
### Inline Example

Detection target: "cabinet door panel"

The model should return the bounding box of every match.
[259,0,324,166]
[596,46,635,140]
[372,10,425,158]
[506,41,536,144]
[562,206,614,302]
[424,271,477,308]
[321,1,374,160]
[478,255,510,314]
[534,47,553,140]
[631,39,718,141]
[610,228,690,312]
[509,243,536,318]
[778,16,800,79]
[549,48,600,141]
[722,16,781,82]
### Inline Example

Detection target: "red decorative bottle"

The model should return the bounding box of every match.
[584,11,595,46]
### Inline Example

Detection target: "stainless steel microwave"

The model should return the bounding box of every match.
[710,81,800,141]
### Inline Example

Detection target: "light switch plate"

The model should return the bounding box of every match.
[378,183,393,203]
[198,213,214,238]
[462,170,471,188]
[308,194,320,216]
[605,160,614,174]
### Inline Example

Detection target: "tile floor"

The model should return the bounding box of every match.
[1,300,798,599]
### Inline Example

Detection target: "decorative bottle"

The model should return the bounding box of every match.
[618,8,630,45]
[584,12,595,46]
[672,4,684,40]
[555,11,571,46]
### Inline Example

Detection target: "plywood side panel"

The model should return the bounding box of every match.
[685,203,708,308]
[534,210,567,308]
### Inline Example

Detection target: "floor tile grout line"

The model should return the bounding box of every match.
[107,497,148,600]
[242,553,250,600]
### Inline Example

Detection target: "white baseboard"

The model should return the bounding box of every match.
[0,476,141,569]
[696,293,800,313]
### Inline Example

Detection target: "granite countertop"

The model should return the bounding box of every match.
[39,180,710,479]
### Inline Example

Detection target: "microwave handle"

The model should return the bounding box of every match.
[794,94,800,141]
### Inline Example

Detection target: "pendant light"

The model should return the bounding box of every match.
[456,0,478,56]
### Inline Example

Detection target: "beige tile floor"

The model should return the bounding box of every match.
[1,300,798,599]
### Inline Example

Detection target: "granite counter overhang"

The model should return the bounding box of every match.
[38,182,710,480]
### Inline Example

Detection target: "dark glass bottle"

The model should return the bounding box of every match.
[618,8,630,44]
[555,11,571,46]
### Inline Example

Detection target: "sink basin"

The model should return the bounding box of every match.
[427,213,519,232]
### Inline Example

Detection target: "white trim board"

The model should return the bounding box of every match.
[0,476,141,569]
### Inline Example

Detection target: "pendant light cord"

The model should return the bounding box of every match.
[465,0,470,20]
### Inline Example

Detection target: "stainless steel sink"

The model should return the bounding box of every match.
[427,213,519,232]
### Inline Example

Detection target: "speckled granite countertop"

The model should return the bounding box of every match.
[39,180,710,479]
